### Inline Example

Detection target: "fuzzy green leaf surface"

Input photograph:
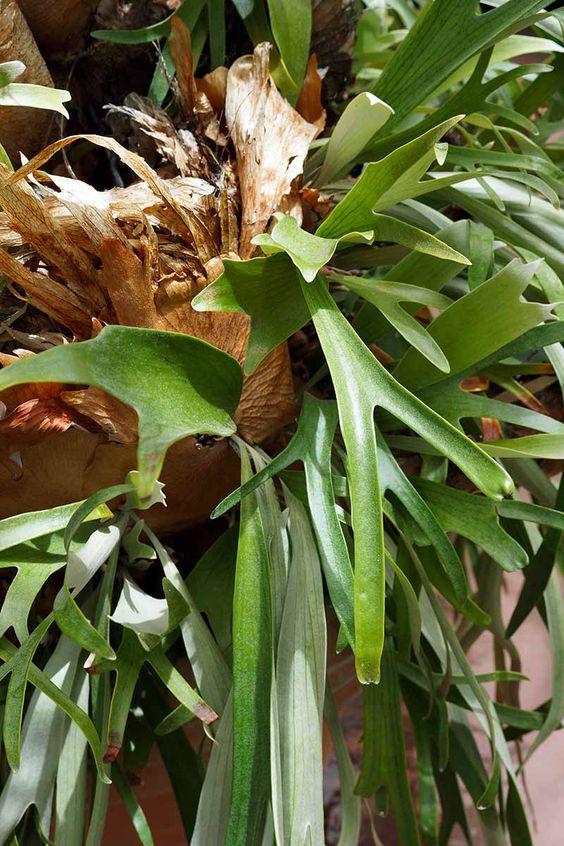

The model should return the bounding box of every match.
[0,326,242,499]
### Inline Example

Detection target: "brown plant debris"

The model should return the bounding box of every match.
[0,0,55,160]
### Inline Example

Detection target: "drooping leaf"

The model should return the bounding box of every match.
[275,494,326,845]
[345,216,470,265]
[355,638,419,846]
[524,569,564,761]
[387,551,422,658]
[110,576,186,649]
[148,646,219,726]
[445,184,564,281]
[155,703,197,737]
[99,628,217,763]
[54,586,116,660]
[77,546,117,846]
[227,449,273,846]
[447,145,564,196]
[435,762,471,846]
[335,275,453,372]
[186,527,238,653]
[0,537,66,642]
[402,680,440,846]
[0,636,106,844]
[142,674,203,842]
[65,522,123,596]
[506,777,534,846]
[421,376,564,435]
[1,616,54,769]
[252,212,374,283]
[9,643,109,783]
[481,434,564,459]
[194,212,469,377]
[365,50,553,162]
[191,694,234,846]
[64,483,135,550]
[144,523,231,714]
[386,432,564,461]
[300,275,513,680]
[254,212,469,285]
[211,264,514,682]
[353,218,474,344]
[0,326,242,499]
[324,684,362,846]
[243,442,289,640]
[112,763,155,846]
[412,548,507,810]
[213,395,355,649]
[447,708,505,839]
[376,437,470,608]
[0,500,109,555]
[55,670,89,846]
[506,478,564,636]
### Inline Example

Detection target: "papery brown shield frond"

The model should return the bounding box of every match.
[0,173,215,249]
[60,388,138,444]
[236,345,296,443]
[3,328,70,352]
[296,54,326,137]
[169,17,225,148]
[17,0,92,56]
[35,176,163,328]
[0,397,77,440]
[0,371,95,464]
[0,375,60,410]
[0,428,241,533]
[225,43,318,257]
[0,245,93,336]
[99,236,163,329]
[300,186,333,230]
[0,0,54,160]
[196,67,228,118]
[0,135,221,331]
[169,15,199,117]
[31,169,164,329]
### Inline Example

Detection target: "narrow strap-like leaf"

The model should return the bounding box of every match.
[227,449,273,846]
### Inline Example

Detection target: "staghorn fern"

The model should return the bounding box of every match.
[0,2,563,845]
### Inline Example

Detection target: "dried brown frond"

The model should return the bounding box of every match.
[0,29,323,527]
[226,43,318,257]
[0,0,55,159]
[17,0,92,56]
[296,54,326,137]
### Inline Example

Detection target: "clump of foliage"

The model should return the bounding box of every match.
[0,1,563,845]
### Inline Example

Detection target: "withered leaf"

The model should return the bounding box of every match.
[225,43,317,257]
[295,54,326,136]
